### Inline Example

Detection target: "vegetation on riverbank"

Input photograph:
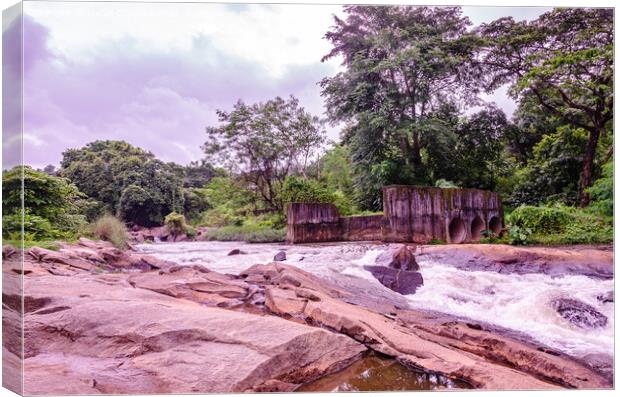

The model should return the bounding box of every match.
[2,7,613,247]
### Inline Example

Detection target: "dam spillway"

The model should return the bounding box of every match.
[286,185,503,244]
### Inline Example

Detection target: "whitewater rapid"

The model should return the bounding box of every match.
[136,241,614,359]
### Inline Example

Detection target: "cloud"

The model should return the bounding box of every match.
[19,9,340,168]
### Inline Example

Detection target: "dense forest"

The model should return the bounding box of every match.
[2,6,613,248]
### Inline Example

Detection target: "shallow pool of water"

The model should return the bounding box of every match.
[297,354,471,392]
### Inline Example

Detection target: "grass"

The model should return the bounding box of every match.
[90,215,129,249]
[2,239,62,251]
[205,225,286,243]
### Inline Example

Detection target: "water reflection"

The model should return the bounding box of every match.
[297,354,471,392]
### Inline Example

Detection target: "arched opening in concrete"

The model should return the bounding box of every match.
[470,216,485,241]
[489,216,502,235]
[448,217,466,244]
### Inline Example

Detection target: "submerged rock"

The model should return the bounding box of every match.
[375,245,419,271]
[227,249,247,256]
[552,298,608,329]
[363,266,423,295]
[274,251,287,261]
[596,291,614,304]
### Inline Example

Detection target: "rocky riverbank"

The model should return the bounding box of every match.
[2,239,613,394]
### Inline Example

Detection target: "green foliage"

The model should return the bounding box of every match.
[164,212,189,237]
[60,140,184,226]
[182,188,210,221]
[281,176,335,204]
[476,8,613,204]
[2,166,87,240]
[205,225,286,243]
[204,96,326,211]
[508,225,532,245]
[507,205,612,245]
[435,179,458,188]
[91,215,128,249]
[509,126,588,207]
[587,160,613,218]
[509,205,573,235]
[199,176,254,227]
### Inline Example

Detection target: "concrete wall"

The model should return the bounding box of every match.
[382,186,503,244]
[286,186,503,244]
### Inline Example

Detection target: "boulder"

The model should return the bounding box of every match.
[363,266,423,295]
[227,249,247,256]
[375,245,419,271]
[274,251,287,261]
[552,298,608,329]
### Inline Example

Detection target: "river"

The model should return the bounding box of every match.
[136,240,613,361]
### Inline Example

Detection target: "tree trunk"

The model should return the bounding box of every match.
[579,127,601,207]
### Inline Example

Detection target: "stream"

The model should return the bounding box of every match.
[136,240,614,361]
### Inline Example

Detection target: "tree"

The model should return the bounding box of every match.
[2,166,86,239]
[60,140,184,226]
[203,96,326,211]
[320,6,481,208]
[183,160,222,188]
[476,8,613,206]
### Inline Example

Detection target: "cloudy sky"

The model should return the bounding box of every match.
[4,1,552,169]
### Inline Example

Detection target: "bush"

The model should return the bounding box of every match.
[91,215,128,249]
[281,176,335,204]
[587,159,613,218]
[509,205,573,234]
[434,179,458,188]
[205,225,286,243]
[507,204,612,245]
[164,212,189,237]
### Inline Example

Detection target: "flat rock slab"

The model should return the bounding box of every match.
[418,244,613,279]
[21,272,365,394]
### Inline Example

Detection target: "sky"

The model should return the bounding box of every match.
[3,1,552,169]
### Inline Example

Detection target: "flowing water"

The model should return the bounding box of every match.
[136,241,614,360]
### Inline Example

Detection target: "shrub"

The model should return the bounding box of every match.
[509,205,573,234]
[164,212,189,237]
[205,225,286,243]
[281,176,335,204]
[434,179,458,188]
[508,225,532,245]
[91,215,128,249]
[587,159,613,218]
[507,204,612,245]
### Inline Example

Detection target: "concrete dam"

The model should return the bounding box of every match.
[286,185,503,244]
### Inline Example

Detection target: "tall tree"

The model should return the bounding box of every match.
[203,96,325,211]
[476,8,613,206]
[320,6,480,208]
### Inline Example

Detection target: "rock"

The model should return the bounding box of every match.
[3,245,17,259]
[227,249,246,256]
[552,298,608,329]
[418,244,613,279]
[19,271,366,394]
[249,263,607,390]
[375,245,419,271]
[274,251,287,261]
[596,291,613,304]
[363,266,423,295]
